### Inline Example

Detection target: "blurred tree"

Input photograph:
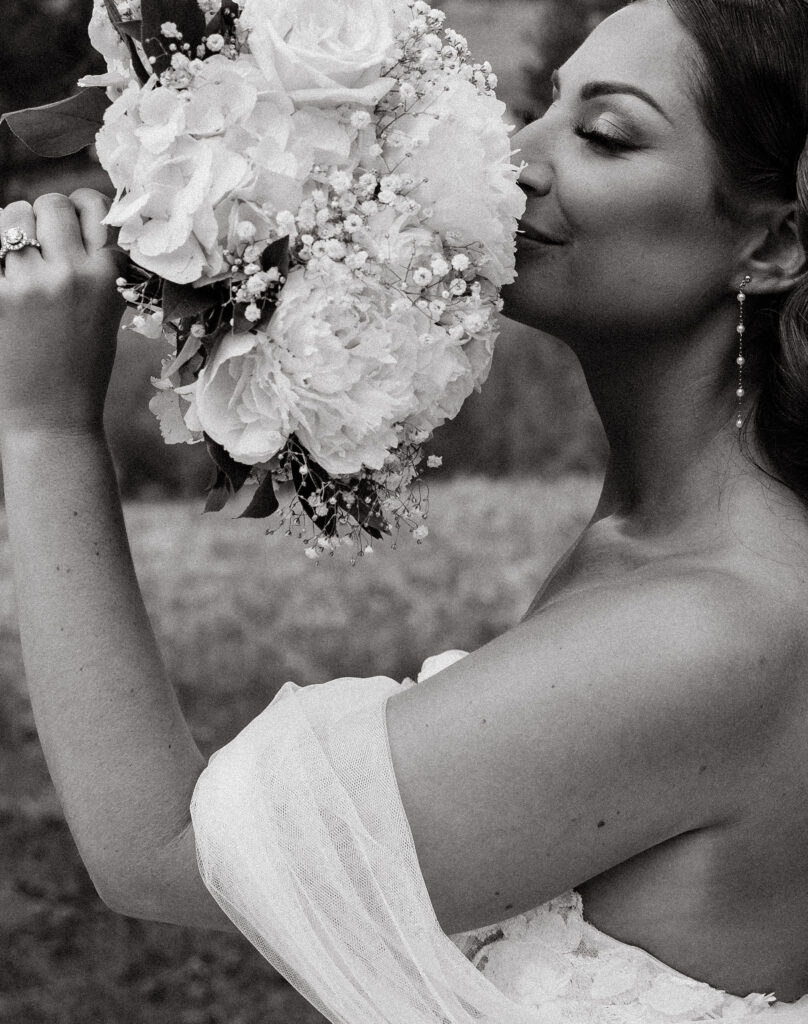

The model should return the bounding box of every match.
[517,0,627,124]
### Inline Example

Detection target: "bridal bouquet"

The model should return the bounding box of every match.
[2,0,525,558]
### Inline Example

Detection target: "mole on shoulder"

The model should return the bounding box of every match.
[597,820,605,828]
[504,903,513,911]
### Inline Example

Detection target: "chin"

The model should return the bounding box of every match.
[500,280,551,331]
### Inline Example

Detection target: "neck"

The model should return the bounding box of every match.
[573,307,756,534]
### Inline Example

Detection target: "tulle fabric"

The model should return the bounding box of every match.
[191,651,546,1024]
[190,652,808,1024]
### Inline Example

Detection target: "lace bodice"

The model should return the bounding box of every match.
[453,888,808,1022]
[192,650,808,1024]
[431,646,808,1022]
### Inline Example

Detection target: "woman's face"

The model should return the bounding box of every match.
[502,0,740,348]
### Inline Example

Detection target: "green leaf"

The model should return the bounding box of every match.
[119,20,143,40]
[204,433,251,497]
[162,280,223,321]
[101,0,142,42]
[161,331,204,380]
[352,478,389,540]
[103,0,136,37]
[102,0,151,83]
[290,445,339,537]
[203,468,232,513]
[141,0,207,75]
[0,89,111,158]
[238,473,280,519]
[205,2,240,36]
[231,296,280,334]
[260,235,290,278]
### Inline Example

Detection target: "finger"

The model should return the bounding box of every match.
[0,202,41,282]
[32,193,86,267]
[70,188,115,256]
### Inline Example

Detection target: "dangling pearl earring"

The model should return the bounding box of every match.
[735,275,752,430]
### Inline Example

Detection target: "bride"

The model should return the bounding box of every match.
[2,0,808,1017]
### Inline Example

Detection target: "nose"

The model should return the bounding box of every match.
[513,126,553,198]
[518,163,553,199]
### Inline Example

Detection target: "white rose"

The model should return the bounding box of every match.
[240,0,398,107]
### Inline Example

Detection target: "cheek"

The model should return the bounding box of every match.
[563,165,727,305]
[570,161,712,251]
[502,173,727,335]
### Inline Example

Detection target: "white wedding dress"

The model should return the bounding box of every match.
[191,650,808,1023]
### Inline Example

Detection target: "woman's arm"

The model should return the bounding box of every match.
[0,192,796,948]
[386,571,800,936]
[0,191,233,930]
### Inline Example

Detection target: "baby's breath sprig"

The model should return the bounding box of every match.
[258,430,438,565]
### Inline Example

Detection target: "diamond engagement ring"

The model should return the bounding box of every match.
[0,226,42,261]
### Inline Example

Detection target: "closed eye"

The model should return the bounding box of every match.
[572,121,633,153]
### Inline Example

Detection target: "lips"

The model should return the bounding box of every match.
[517,222,565,245]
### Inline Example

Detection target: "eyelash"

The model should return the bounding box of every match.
[571,121,629,153]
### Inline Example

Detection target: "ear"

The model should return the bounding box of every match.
[737,200,807,296]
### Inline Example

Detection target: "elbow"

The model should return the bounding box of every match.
[91,871,153,921]
[90,858,239,934]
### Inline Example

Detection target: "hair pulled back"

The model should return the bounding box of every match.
[633,0,808,500]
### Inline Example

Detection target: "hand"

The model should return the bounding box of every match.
[0,190,127,440]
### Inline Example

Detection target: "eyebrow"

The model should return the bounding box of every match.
[551,68,673,125]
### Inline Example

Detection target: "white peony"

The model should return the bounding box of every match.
[392,77,526,287]
[177,262,491,475]
[357,207,437,281]
[240,0,400,107]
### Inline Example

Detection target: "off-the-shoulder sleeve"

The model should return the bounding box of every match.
[190,656,543,1024]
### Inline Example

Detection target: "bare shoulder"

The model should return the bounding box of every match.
[631,560,808,703]
[385,566,805,935]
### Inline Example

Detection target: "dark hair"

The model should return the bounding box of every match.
[634,0,808,500]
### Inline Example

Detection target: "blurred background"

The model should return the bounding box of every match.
[0,2,620,1022]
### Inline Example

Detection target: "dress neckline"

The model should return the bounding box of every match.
[572,888,784,1008]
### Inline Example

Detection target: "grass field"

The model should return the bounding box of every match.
[0,475,600,1024]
